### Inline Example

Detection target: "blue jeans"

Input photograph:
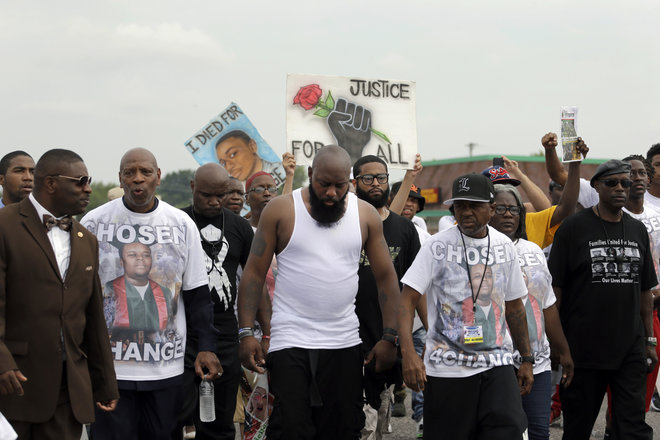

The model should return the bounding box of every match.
[521,370,551,440]
[411,327,426,422]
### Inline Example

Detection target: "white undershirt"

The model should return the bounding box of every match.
[134,283,149,300]
[29,193,71,279]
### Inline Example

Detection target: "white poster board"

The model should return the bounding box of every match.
[286,73,417,168]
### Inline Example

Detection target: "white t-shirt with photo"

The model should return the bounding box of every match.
[511,239,555,374]
[401,225,527,378]
[82,198,208,381]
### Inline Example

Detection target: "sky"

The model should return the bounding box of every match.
[1,0,659,184]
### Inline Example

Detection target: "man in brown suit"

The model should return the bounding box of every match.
[0,149,119,439]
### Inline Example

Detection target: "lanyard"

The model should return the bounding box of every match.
[459,227,491,313]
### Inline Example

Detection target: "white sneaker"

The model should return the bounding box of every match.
[416,417,423,439]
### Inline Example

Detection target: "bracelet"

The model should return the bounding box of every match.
[646,337,657,347]
[383,327,398,337]
[261,335,271,340]
[238,328,254,341]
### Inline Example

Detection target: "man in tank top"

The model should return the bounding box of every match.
[237,145,401,440]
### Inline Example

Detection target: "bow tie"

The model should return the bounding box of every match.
[43,214,72,232]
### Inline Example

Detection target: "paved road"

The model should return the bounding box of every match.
[83,391,658,439]
[388,391,659,439]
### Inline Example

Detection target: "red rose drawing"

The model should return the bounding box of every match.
[293,84,322,110]
[292,82,391,144]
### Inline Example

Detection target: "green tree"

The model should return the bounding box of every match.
[87,181,119,212]
[158,169,195,208]
[292,166,307,190]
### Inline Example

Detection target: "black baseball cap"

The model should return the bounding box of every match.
[444,173,494,205]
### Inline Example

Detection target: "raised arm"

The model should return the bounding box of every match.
[503,156,551,212]
[543,133,567,186]
[549,139,588,227]
[390,153,422,215]
[281,152,296,195]
[362,204,400,372]
[237,200,280,373]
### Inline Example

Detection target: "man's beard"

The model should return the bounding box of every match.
[355,185,390,209]
[308,181,348,227]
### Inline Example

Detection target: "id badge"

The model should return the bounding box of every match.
[464,325,483,344]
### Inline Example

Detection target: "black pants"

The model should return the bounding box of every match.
[425,366,527,440]
[266,345,365,440]
[172,336,240,440]
[92,384,183,440]
[561,354,652,439]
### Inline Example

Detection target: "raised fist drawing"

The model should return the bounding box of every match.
[327,98,372,163]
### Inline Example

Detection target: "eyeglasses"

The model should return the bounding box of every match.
[249,186,278,195]
[494,205,521,215]
[599,178,633,188]
[355,173,389,185]
[53,175,92,186]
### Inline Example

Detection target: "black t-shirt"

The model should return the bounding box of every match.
[182,206,253,334]
[548,208,657,369]
[356,212,421,350]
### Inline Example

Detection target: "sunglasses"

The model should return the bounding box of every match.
[598,178,633,188]
[54,175,93,186]
[248,186,278,195]
[494,205,521,215]
[355,173,389,185]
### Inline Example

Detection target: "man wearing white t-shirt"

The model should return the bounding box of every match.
[399,173,533,440]
[83,148,221,439]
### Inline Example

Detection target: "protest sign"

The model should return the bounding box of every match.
[287,73,418,168]
[560,106,582,162]
[244,373,274,440]
[184,103,285,187]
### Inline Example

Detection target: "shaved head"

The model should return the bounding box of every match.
[120,148,158,172]
[191,163,232,218]
[312,145,352,175]
[194,162,230,187]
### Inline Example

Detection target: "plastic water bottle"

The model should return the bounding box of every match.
[199,379,216,422]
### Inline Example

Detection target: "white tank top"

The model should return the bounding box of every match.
[269,188,363,351]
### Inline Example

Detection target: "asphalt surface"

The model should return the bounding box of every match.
[81,391,659,439]
[387,391,660,440]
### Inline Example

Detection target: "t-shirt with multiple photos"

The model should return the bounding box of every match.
[401,225,527,378]
[548,208,657,369]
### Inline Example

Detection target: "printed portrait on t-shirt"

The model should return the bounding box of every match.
[104,242,174,345]
[82,216,194,379]
[420,229,524,376]
[589,240,641,283]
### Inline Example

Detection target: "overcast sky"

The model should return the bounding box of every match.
[1,0,658,184]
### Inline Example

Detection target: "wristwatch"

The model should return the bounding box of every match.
[521,355,535,365]
[382,333,399,347]
[646,337,658,347]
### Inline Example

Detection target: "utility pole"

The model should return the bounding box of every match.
[466,142,478,157]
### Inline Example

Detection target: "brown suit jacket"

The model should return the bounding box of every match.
[0,198,118,423]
